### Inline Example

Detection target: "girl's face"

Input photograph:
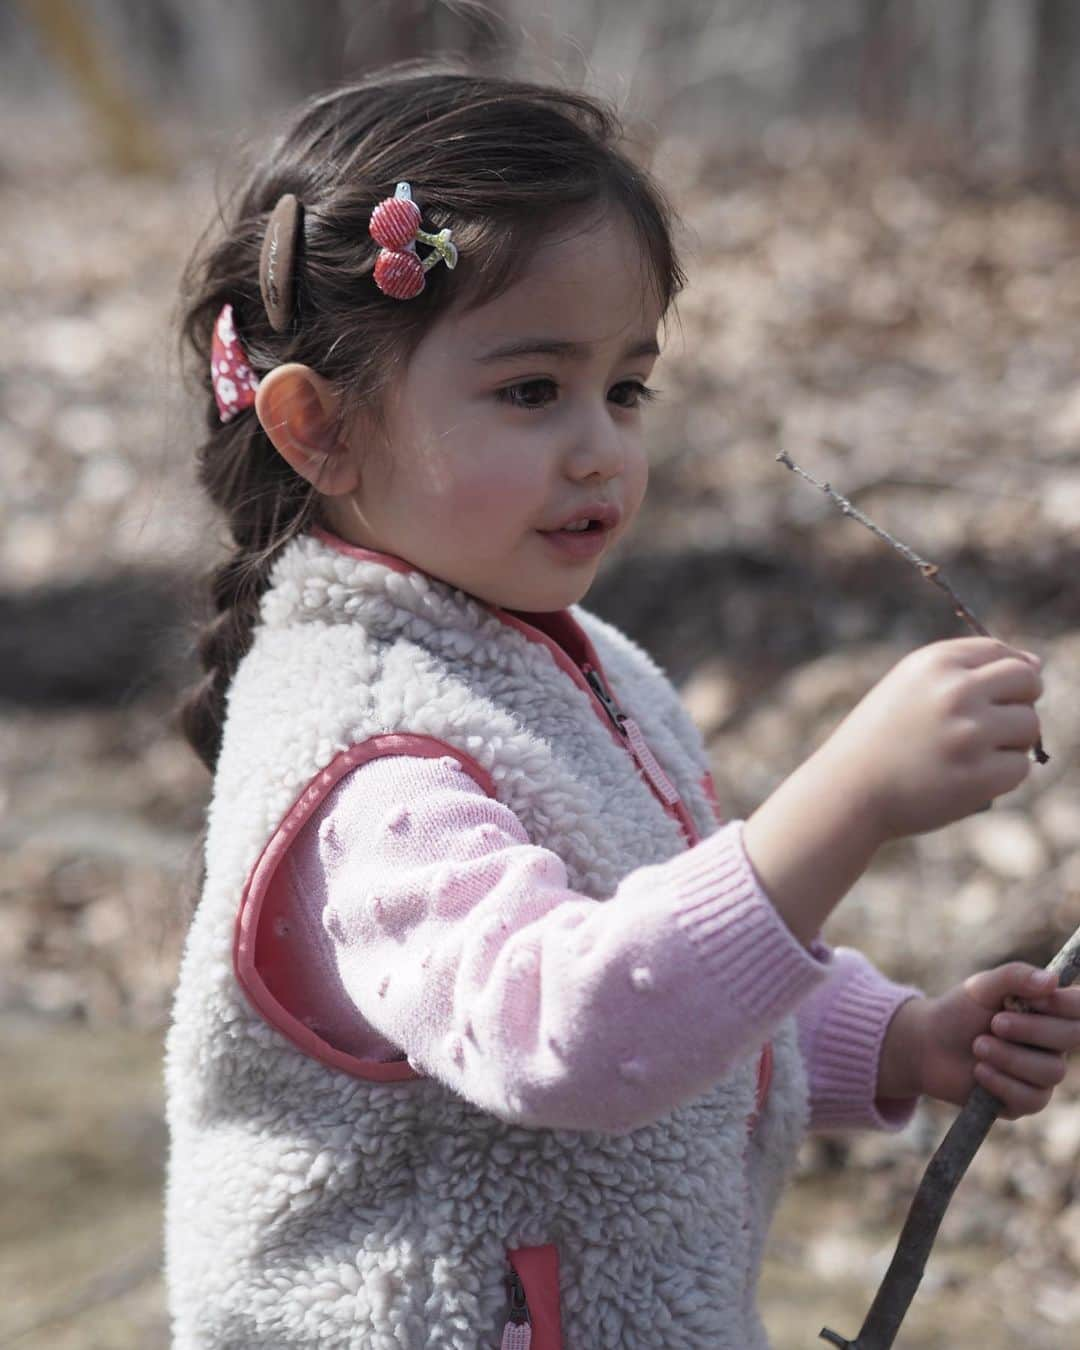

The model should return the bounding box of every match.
[324,210,664,612]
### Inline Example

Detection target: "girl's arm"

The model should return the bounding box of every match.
[298,752,820,1131]
[289,753,906,1133]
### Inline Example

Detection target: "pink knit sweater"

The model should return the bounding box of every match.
[281,752,923,1133]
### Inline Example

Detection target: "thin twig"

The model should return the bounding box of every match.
[818,931,1080,1349]
[776,449,1049,764]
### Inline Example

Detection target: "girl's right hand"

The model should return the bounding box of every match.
[821,637,1043,844]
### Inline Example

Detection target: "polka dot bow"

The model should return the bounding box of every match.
[369,182,458,300]
[210,303,260,423]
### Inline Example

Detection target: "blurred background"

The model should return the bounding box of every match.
[2,2,1080,1346]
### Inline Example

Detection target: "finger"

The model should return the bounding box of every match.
[941,638,1042,671]
[964,963,1057,1009]
[974,657,1044,705]
[974,1035,1068,1087]
[982,748,1035,799]
[991,1010,1080,1053]
[1024,987,1080,1016]
[987,705,1042,749]
[973,1060,1055,1118]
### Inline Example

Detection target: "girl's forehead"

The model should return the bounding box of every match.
[442,216,664,357]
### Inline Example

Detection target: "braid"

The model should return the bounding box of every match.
[176,414,318,775]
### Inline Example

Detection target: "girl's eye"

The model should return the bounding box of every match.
[610,381,659,409]
[496,380,659,411]
[497,379,557,410]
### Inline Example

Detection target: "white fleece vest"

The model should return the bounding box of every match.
[163,529,809,1348]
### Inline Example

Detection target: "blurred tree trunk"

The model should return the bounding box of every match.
[859,0,915,130]
[17,0,166,173]
[1027,0,1080,175]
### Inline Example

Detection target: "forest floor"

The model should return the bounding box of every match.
[3,102,1080,1347]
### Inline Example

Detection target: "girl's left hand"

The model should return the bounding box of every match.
[911,962,1080,1118]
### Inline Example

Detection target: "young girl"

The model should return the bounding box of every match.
[165,65,1078,1349]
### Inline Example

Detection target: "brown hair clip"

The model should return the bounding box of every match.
[258,193,303,332]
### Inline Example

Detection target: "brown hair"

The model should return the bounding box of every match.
[176,61,685,787]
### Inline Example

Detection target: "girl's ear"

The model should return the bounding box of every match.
[254,363,358,496]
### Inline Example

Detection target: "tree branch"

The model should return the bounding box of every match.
[775,449,1048,763]
[818,930,1080,1349]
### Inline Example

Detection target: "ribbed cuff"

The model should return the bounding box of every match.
[809,956,924,1132]
[670,820,831,1024]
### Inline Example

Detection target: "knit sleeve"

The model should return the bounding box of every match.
[795,944,925,1133]
[291,751,836,1133]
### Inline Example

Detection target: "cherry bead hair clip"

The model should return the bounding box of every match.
[369,182,458,299]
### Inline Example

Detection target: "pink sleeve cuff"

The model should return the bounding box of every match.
[797,947,924,1132]
[673,821,833,1022]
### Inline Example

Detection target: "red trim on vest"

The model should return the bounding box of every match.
[507,1245,563,1350]
[233,733,497,1082]
[700,770,725,825]
[746,1041,774,1136]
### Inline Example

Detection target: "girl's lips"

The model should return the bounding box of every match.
[536,525,611,559]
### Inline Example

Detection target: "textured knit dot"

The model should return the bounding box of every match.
[510,949,538,976]
[377,974,390,998]
[439,755,462,772]
[373,888,427,933]
[617,1057,647,1083]
[630,965,655,993]
[383,805,411,834]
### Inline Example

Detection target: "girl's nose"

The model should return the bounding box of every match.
[565,404,626,481]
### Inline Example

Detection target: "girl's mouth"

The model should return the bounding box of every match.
[537,521,610,558]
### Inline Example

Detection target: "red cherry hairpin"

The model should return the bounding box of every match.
[369,182,458,300]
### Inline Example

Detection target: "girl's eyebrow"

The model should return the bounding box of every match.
[473,336,661,363]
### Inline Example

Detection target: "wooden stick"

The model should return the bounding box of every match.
[818,932,1080,1349]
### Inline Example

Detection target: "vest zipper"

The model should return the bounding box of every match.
[582,664,681,807]
[500,1264,532,1348]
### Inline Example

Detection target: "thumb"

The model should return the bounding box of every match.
[963,962,1057,1009]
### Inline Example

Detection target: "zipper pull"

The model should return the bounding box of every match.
[584,665,681,807]
[500,1266,532,1349]
[583,664,626,733]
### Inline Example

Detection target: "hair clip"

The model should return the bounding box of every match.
[368,182,458,300]
[259,193,303,332]
[211,303,260,422]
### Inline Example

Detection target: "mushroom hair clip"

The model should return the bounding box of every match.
[368,181,459,299]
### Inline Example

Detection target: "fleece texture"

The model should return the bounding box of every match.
[163,530,811,1348]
